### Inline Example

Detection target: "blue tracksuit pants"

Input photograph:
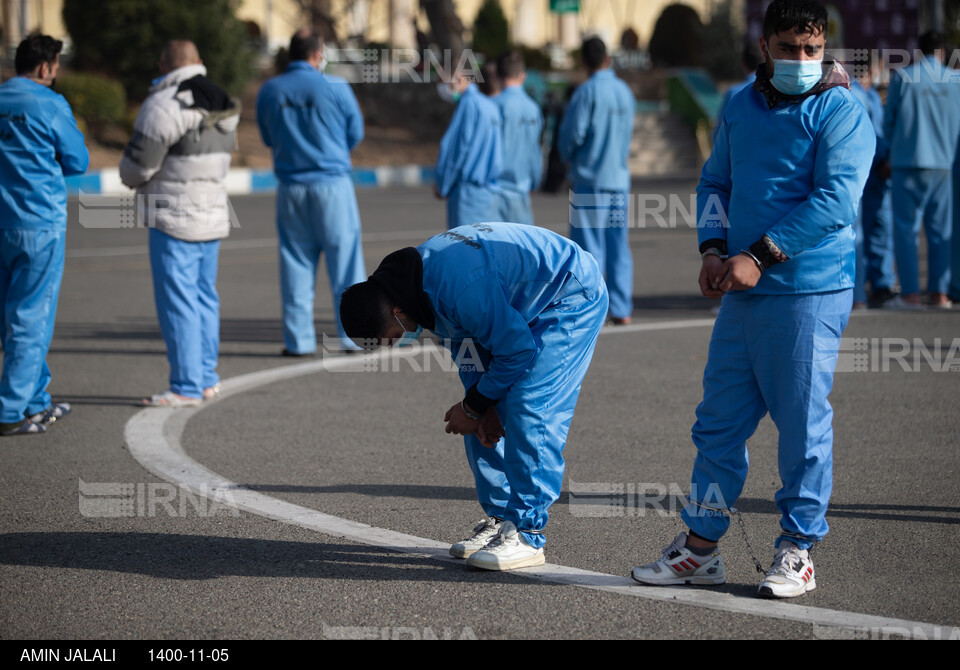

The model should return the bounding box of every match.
[458,283,608,548]
[891,168,952,295]
[0,229,64,422]
[568,190,632,320]
[447,183,499,230]
[497,189,534,226]
[681,289,852,551]
[276,177,366,352]
[149,228,221,399]
[951,163,960,298]
[854,173,895,302]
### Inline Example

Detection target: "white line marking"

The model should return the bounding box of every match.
[123,323,947,639]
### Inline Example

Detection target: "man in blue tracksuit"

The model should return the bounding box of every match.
[434,74,502,229]
[339,222,608,571]
[0,35,88,436]
[883,30,960,309]
[850,62,896,308]
[493,51,543,225]
[257,30,367,353]
[631,0,874,599]
[559,37,635,325]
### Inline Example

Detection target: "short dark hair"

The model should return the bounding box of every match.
[918,30,944,56]
[289,30,322,62]
[581,37,607,71]
[339,281,394,347]
[496,50,526,80]
[478,62,501,95]
[762,0,828,40]
[15,34,63,75]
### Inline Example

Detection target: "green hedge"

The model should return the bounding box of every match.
[56,73,127,134]
[62,0,253,101]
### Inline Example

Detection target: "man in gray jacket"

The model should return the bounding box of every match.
[120,40,240,406]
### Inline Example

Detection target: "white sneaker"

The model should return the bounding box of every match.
[465,521,545,571]
[449,518,502,559]
[631,532,726,586]
[758,542,816,599]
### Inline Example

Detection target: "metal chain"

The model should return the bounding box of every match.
[731,507,767,575]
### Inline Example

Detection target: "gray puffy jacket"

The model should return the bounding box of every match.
[120,64,240,242]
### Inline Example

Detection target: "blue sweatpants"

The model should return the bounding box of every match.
[447,183,499,230]
[952,161,960,298]
[681,289,852,551]
[497,189,534,226]
[149,228,221,399]
[0,228,65,422]
[568,190,632,320]
[891,168,952,295]
[277,177,366,352]
[854,173,895,302]
[459,281,609,548]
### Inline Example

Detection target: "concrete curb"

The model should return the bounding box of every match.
[66,166,436,195]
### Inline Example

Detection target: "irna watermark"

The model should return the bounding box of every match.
[78,479,239,518]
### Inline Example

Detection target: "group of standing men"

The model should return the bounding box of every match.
[435,39,636,325]
[1,0,924,605]
[851,31,960,310]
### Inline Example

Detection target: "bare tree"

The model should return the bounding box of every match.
[421,0,464,61]
[291,0,340,46]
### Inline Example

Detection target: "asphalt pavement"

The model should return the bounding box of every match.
[1,184,958,640]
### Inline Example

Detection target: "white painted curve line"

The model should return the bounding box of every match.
[124,325,945,639]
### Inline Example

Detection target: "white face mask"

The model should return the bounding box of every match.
[436,81,461,104]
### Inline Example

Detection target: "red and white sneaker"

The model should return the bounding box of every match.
[758,542,816,598]
[630,532,726,586]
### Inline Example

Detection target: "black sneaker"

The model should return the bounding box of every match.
[867,288,897,309]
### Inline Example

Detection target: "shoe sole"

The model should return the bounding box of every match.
[466,552,546,571]
[757,578,816,599]
[630,571,726,587]
[449,546,478,559]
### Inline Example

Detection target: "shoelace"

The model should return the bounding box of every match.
[460,519,497,543]
[769,548,804,576]
[660,536,685,560]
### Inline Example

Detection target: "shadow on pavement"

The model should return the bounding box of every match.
[241,483,477,501]
[0,532,548,584]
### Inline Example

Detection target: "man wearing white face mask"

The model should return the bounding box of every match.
[433,73,502,229]
[631,0,874,599]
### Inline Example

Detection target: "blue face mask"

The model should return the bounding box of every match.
[769,56,823,96]
[393,315,422,348]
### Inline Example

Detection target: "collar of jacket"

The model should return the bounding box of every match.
[149,64,208,94]
[287,61,319,73]
[752,56,851,110]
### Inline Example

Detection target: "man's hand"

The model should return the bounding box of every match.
[444,402,479,437]
[698,254,726,299]
[476,407,504,449]
[718,254,762,292]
